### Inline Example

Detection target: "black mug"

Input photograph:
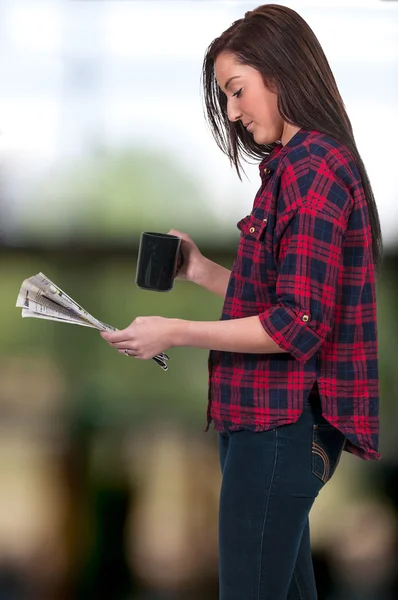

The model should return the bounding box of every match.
[135,232,183,292]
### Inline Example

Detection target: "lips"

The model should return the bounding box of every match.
[245,122,254,132]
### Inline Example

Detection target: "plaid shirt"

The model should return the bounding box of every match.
[206,129,380,461]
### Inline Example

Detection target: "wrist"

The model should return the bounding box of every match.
[192,255,211,287]
[171,318,191,347]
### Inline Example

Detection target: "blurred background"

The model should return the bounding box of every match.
[0,1,397,598]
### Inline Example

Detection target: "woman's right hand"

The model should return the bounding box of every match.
[168,229,204,284]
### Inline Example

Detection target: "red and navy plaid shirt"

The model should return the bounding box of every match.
[206,129,380,461]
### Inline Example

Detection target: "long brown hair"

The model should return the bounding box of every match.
[202,4,383,272]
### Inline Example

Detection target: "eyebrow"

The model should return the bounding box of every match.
[224,75,241,91]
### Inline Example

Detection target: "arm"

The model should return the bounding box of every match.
[192,256,231,298]
[174,315,285,354]
[257,206,346,364]
[101,314,286,358]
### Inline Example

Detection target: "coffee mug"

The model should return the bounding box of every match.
[135,232,183,292]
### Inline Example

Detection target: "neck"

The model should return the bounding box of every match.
[281,123,301,146]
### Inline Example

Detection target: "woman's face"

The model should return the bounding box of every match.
[214,52,285,145]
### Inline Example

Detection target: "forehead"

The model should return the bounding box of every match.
[214,52,256,90]
[214,52,243,87]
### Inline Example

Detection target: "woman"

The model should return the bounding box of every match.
[101,4,382,599]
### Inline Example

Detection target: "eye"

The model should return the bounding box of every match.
[232,88,243,98]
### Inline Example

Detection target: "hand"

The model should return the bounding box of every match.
[167,229,205,284]
[100,316,181,360]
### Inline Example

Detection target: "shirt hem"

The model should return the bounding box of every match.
[206,413,381,461]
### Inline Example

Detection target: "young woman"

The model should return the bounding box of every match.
[101,4,382,599]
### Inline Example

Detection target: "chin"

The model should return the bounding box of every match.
[253,129,279,145]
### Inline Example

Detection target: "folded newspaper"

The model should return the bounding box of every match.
[15,273,169,371]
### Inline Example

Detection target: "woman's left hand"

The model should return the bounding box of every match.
[100,316,181,359]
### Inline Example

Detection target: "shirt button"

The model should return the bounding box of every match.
[263,168,270,175]
[263,218,268,223]
[249,226,255,233]
[302,314,310,322]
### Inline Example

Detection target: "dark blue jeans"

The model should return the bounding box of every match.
[218,393,346,600]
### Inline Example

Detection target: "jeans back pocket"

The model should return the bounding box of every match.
[312,424,346,484]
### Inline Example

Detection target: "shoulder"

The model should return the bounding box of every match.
[276,131,357,221]
[281,131,360,188]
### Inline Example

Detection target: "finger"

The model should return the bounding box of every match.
[118,348,139,357]
[111,341,139,351]
[167,229,191,242]
[107,340,131,349]
[108,336,134,347]
[100,329,130,343]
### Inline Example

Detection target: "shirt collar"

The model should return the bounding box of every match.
[259,129,315,176]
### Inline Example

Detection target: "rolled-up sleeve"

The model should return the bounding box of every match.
[259,155,352,364]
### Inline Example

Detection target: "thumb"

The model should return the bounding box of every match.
[167,229,191,243]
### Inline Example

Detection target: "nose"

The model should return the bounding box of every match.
[227,100,242,124]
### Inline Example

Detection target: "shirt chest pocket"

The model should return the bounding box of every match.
[237,213,268,241]
[236,213,275,291]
